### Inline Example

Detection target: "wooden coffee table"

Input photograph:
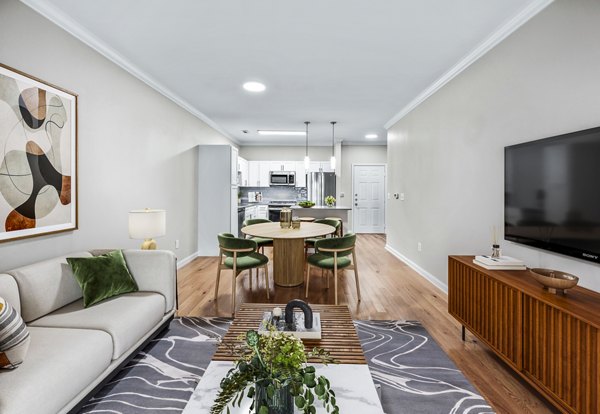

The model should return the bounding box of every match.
[213,303,365,364]
[242,222,335,287]
[182,304,383,413]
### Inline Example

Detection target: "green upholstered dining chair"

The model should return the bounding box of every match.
[304,218,340,257]
[305,233,360,305]
[242,218,273,254]
[215,232,270,315]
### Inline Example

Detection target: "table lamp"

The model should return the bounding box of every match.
[128,209,166,250]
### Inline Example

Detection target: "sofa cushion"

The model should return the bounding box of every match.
[7,252,91,323]
[0,326,112,414]
[0,297,30,369]
[0,274,20,314]
[122,249,177,313]
[67,250,139,307]
[30,292,165,359]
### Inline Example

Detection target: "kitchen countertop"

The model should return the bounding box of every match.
[238,202,351,210]
[291,205,351,210]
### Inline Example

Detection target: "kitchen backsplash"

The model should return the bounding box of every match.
[240,186,307,202]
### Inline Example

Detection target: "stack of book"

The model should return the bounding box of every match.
[473,255,526,270]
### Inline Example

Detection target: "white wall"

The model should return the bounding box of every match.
[0,0,232,270]
[386,0,600,292]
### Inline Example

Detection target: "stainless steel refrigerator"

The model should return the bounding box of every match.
[306,172,336,206]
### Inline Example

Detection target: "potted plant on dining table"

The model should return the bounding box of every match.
[211,329,339,414]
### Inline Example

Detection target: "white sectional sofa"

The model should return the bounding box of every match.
[0,249,177,414]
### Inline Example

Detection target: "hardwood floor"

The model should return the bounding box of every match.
[177,234,558,414]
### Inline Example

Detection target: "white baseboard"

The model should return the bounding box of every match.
[177,251,198,269]
[384,244,448,294]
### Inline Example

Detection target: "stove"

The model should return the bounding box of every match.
[267,200,296,221]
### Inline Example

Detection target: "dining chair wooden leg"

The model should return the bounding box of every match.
[264,264,270,300]
[352,250,361,302]
[249,268,253,290]
[231,255,237,316]
[333,252,339,305]
[214,264,222,301]
[305,264,311,299]
[327,270,330,289]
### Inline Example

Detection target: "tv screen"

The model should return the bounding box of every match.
[505,126,600,264]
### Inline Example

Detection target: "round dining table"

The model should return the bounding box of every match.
[241,222,336,287]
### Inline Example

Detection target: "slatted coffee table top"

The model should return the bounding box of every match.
[213,303,366,364]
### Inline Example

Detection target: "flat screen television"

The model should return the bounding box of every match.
[505,126,600,264]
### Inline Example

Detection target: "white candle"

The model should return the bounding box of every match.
[272,307,282,318]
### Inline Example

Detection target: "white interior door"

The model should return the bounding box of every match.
[352,165,385,233]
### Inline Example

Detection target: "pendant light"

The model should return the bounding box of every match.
[304,121,311,169]
[330,121,337,170]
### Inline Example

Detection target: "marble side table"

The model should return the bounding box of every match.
[182,361,384,414]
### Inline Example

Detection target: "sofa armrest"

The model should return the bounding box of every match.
[122,250,176,313]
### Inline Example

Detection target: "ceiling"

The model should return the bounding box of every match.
[22,0,546,146]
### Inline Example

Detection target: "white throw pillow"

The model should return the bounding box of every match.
[0,296,31,369]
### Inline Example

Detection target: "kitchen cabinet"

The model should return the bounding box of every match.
[295,162,306,187]
[238,156,249,186]
[248,161,260,186]
[308,161,333,173]
[231,147,239,185]
[244,205,257,221]
[259,162,270,187]
[248,161,270,187]
[247,160,329,187]
[256,205,268,219]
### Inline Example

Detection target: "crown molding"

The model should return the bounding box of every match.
[384,0,554,129]
[20,0,236,143]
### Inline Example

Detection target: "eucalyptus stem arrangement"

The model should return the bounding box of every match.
[211,329,339,414]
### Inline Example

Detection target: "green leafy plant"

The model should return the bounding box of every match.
[325,196,336,206]
[211,329,339,414]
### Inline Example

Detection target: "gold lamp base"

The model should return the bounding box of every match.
[141,239,157,250]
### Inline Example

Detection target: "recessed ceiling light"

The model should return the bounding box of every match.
[243,81,266,92]
[257,130,305,136]
[365,134,378,139]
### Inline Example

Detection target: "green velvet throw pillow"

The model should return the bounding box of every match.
[67,250,138,307]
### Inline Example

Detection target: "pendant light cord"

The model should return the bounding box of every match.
[305,121,310,157]
[331,121,336,156]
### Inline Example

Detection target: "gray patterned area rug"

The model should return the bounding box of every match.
[79,317,493,414]
[355,320,494,414]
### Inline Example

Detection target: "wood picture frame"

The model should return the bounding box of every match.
[0,63,78,242]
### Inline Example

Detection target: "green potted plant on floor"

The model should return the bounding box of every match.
[211,329,339,414]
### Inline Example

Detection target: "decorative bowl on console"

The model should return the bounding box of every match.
[529,268,579,295]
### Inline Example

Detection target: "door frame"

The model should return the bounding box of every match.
[351,163,387,233]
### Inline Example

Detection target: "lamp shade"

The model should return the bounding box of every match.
[128,209,166,239]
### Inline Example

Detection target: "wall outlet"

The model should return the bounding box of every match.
[417,242,422,252]
[340,192,345,198]
[175,239,180,249]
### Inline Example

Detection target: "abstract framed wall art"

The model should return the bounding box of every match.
[0,63,77,242]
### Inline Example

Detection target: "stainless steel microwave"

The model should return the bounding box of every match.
[269,171,296,186]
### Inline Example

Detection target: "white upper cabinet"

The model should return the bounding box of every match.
[308,161,333,173]
[295,161,306,187]
[246,160,330,187]
[231,147,239,185]
[238,156,249,186]
[248,161,260,186]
